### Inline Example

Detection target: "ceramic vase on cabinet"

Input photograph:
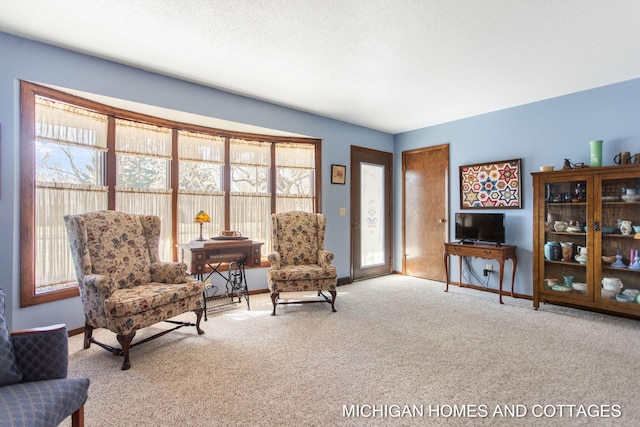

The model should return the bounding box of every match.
[619,220,633,235]
[544,242,561,261]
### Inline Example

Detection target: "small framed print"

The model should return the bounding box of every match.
[331,164,346,184]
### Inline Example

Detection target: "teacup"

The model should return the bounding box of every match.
[220,230,241,237]
[633,225,640,234]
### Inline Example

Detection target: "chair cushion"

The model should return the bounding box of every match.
[105,282,204,318]
[0,289,23,386]
[267,264,337,282]
[0,378,89,427]
[84,211,152,289]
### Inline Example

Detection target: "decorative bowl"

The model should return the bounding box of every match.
[602,256,617,264]
[551,284,572,292]
[622,289,640,299]
[615,294,635,303]
[621,194,640,202]
[566,226,582,233]
[574,255,587,264]
[539,165,555,172]
[601,226,615,234]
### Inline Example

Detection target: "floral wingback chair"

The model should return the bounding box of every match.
[64,210,205,370]
[267,211,337,315]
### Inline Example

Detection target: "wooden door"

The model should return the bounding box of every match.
[403,144,449,281]
[351,146,393,280]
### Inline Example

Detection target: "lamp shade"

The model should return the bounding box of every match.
[194,210,211,224]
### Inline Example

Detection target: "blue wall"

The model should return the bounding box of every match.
[394,78,640,295]
[0,32,393,329]
[3,30,640,329]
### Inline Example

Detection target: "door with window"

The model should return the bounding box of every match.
[351,146,393,280]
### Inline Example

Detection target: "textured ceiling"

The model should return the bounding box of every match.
[2,0,640,134]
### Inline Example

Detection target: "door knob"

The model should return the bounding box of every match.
[439,218,447,223]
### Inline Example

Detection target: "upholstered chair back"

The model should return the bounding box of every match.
[66,210,157,289]
[271,211,326,267]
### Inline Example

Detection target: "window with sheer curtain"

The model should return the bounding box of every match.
[177,130,225,243]
[115,119,173,261]
[276,143,316,213]
[21,82,320,306]
[34,97,109,293]
[230,138,273,249]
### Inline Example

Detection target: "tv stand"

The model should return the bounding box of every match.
[443,242,517,304]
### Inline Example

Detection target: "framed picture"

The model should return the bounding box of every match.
[459,158,522,209]
[331,164,346,184]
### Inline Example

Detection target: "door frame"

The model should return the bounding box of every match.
[350,145,393,280]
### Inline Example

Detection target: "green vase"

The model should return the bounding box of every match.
[590,140,603,167]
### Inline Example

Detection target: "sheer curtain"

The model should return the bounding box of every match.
[115,119,173,261]
[35,97,108,292]
[177,131,225,242]
[275,143,315,213]
[230,138,272,249]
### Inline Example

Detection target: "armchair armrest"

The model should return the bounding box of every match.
[150,261,188,283]
[11,324,68,382]
[268,252,281,269]
[318,250,335,267]
[83,273,116,295]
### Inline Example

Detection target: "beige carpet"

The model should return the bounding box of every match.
[65,275,640,426]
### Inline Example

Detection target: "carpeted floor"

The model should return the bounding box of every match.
[65,275,640,426]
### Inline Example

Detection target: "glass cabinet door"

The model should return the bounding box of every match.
[597,173,640,309]
[542,176,590,300]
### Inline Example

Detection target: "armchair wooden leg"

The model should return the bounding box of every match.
[270,292,279,316]
[83,323,93,349]
[116,332,136,370]
[330,290,337,312]
[71,405,85,427]
[194,308,205,335]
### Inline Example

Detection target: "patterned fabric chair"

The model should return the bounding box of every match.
[267,211,338,315]
[64,211,205,370]
[1,289,89,427]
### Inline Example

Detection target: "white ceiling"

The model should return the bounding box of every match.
[2,0,640,134]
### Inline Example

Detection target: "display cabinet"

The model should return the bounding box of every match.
[532,164,640,317]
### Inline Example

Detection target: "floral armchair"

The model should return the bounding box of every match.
[267,211,337,315]
[64,211,205,370]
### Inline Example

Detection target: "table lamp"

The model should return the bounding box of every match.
[194,210,210,241]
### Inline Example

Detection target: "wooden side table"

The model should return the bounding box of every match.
[443,242,518,304]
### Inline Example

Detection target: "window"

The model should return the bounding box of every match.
[115,119,173,261]
[20,82,321,306]
[177,131,225,244]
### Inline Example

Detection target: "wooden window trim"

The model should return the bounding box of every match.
[19,81,321,307]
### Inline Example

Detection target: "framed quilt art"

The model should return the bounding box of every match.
[459,158,522,209]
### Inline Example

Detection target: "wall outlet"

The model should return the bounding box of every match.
[485,264,493,272]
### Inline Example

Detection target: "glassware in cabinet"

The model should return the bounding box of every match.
[541,178,589,298]
[598,174,640,307]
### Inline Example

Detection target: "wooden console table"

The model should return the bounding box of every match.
[443,242,517,304]
[177,239,263,319]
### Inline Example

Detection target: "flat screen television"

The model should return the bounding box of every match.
[454,213,506,245]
